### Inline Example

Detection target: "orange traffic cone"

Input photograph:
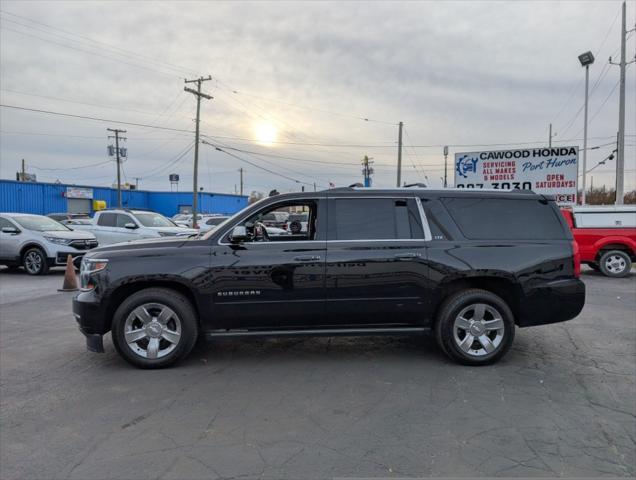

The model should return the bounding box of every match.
[58,254,79,292]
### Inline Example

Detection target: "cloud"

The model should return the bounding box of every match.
[1,0,634,194]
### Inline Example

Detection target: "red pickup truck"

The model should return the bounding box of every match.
[561,206,636,277]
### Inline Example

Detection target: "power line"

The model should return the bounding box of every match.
[223,87,397,125]
[202,140,325,188]
[3,103,634,150]
[0,104,194,132]
[27,159,113,171]
[0,24,182,79]
[0,10,196,76]
[139,142,195,180]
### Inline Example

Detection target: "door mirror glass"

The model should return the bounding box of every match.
[230,225,247,243]
[1,226,20,234]
[124,222,138,230]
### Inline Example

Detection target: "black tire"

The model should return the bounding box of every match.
[22,247,49,275]
[434,289,515,366]
[111,288,199,369]
[599,250,632,278]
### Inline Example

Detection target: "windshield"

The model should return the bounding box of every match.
[14,216,71,232]
[134,213,177,228]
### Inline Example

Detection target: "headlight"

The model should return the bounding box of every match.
[81,257,109,274]
[44,236,71,245]
[80,258,108,291]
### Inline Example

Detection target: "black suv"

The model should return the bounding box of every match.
[73,188,585,368]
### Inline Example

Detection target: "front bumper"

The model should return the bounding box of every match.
[517,278,586,328]
[55,251,88,267]
[73,290,109,352]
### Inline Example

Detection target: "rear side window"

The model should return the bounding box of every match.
[333,198,423,240]
[441,198,566,240]
[97,213,116,227]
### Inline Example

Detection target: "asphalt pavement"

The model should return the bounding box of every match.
[0,267,634,479]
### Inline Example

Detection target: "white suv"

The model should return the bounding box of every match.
[0,213,99,275]
[71,209,198,245]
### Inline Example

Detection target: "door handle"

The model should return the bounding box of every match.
[294,255,321,262]
[394,252,422,260]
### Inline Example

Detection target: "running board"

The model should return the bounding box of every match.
[203,326,430,339]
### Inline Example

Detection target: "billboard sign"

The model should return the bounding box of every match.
[454,146,578,204]
[66,186,93,199]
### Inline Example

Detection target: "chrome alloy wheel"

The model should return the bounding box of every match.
[605,254,627,274]
[124,303,182,359]
[24,251,43,274]
[453,303,505,357]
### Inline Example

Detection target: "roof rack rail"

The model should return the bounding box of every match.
[403,183,427,188]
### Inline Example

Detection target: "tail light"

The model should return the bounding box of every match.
[572,240,581,278]
[282,224,288,230]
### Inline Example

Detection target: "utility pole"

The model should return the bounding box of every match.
[107,128,127,208]
[443,146,449,188]
[313,182,316,192]
[362,155,374,187]
[184,75,213,228]
[396,121,403,187]
[239,168,244,196]
[134,177,140,189]
[20,158,25,181]
[609,0,635,205]
[549,123,556,148]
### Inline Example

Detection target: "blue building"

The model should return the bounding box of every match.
[0,179,248,217]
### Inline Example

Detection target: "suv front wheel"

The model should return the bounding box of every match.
[111,288,199,369]
[22,247,49,275]
[435,289,515,365]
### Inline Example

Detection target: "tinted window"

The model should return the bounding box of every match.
[333,199,423,240]
[97,213,116,227]
[206,217,227,226]
[441,198,566,240]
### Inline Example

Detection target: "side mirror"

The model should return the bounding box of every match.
[1,226,20,234]
[124,222,138,230]
[230,225,247,243]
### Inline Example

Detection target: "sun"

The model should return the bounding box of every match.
[254,122,278,146]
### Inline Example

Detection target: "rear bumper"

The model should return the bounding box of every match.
[517,278,586,328]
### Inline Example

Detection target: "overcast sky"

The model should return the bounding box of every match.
[1,0,634,195]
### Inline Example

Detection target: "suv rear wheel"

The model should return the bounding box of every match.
[599,250,632,278]
[111,288,199,369]
[435,289,515,365]
[22,247,49,275]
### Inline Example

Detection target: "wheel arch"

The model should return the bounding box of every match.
[432,276,522,325]
[106,281,202,330]
[595,241,636,261]
[19,242,48,262]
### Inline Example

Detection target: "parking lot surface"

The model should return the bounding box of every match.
[1,267,634,479]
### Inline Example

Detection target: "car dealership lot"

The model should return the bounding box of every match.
[1,268,634,479]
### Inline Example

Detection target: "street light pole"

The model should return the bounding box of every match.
[578,51,595,205]
[582,64,590,205]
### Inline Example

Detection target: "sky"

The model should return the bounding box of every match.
[0,0,634,196]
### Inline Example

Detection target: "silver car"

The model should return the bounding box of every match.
[0,213,98,275]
